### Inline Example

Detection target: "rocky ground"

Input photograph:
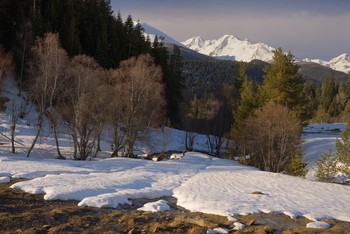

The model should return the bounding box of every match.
[1,180,350,234]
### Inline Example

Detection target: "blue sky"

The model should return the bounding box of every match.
[112,1,350,60]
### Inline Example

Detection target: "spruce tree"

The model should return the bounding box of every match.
[232,62,259,148]
[232,78,258,137]
[232,61,248,109]
[259,48,306,120]
[345,72,350,100]
[321,73,338,113]
[316,120,350,183]
[303,82,319,120]
[166,44,185,126]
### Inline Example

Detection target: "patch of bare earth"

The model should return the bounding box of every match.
[1,180,350,233]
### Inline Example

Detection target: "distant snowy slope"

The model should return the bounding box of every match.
[303,53,350,74]
[182,35,275,62]
[140,22,183,46]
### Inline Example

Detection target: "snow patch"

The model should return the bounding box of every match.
[233,222,246,230]
[306,221,331,229]
[0,176,10,184]
[207,227,230,234]
[4,152,350,222]
[227,216,237,222]
[137,199,171,212]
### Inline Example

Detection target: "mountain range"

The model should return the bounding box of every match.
[140,22,350,74]
[182,35,274,62]
[182,35,350,74]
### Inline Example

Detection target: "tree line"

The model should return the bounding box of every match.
[1,0,149,68]
[180,48,349,175]
[4,33,167,159]
[231,49,350,174]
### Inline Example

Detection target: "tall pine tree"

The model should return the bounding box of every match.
[166,44,185,126]
[232,78,259,137]
[259,48,306,120]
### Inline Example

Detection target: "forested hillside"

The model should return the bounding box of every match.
[298,62,348,84]
[0,0,153,68]
[0,0,188,159]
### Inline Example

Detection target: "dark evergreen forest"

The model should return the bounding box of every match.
[1,0,152,68]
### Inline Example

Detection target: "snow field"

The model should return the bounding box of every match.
[1,152,350,223]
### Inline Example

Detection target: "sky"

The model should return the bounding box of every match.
[111,0,350,60]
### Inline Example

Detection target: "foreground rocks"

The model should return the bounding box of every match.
[1,180,350,233]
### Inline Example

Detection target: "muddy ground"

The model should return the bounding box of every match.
[1,180,350,234]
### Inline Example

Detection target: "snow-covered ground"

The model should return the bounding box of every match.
[302,123,345,180]
[1,76,350,224]
[1,152,350,222]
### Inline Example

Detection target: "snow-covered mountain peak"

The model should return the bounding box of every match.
[182,35,274,62]
[182,36,205,48]
[330,53,350,64]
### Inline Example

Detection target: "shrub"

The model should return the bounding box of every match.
[286,153,308,177]
[242,102,302,172]
[315,150,338,183]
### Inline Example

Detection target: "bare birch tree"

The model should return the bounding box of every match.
[65,55,104,160]
[105,70,125,157]
[110,54,165,157]
[26,33,68,158]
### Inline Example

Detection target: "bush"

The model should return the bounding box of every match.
[315,122,350,184]
[315,150,338,183]
[242,102,302,172]
[336,136,350,179]
[286,154,308,177]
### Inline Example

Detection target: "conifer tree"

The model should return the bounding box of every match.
[232,61,248,109]
[259,48,306,120]
[6,0,155,71]
[345,72,350,100]
[231,61,259,155]
[232,78,259,155]
[316,120,350,183]
[166,44,185,126]
[321,73,338,113]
